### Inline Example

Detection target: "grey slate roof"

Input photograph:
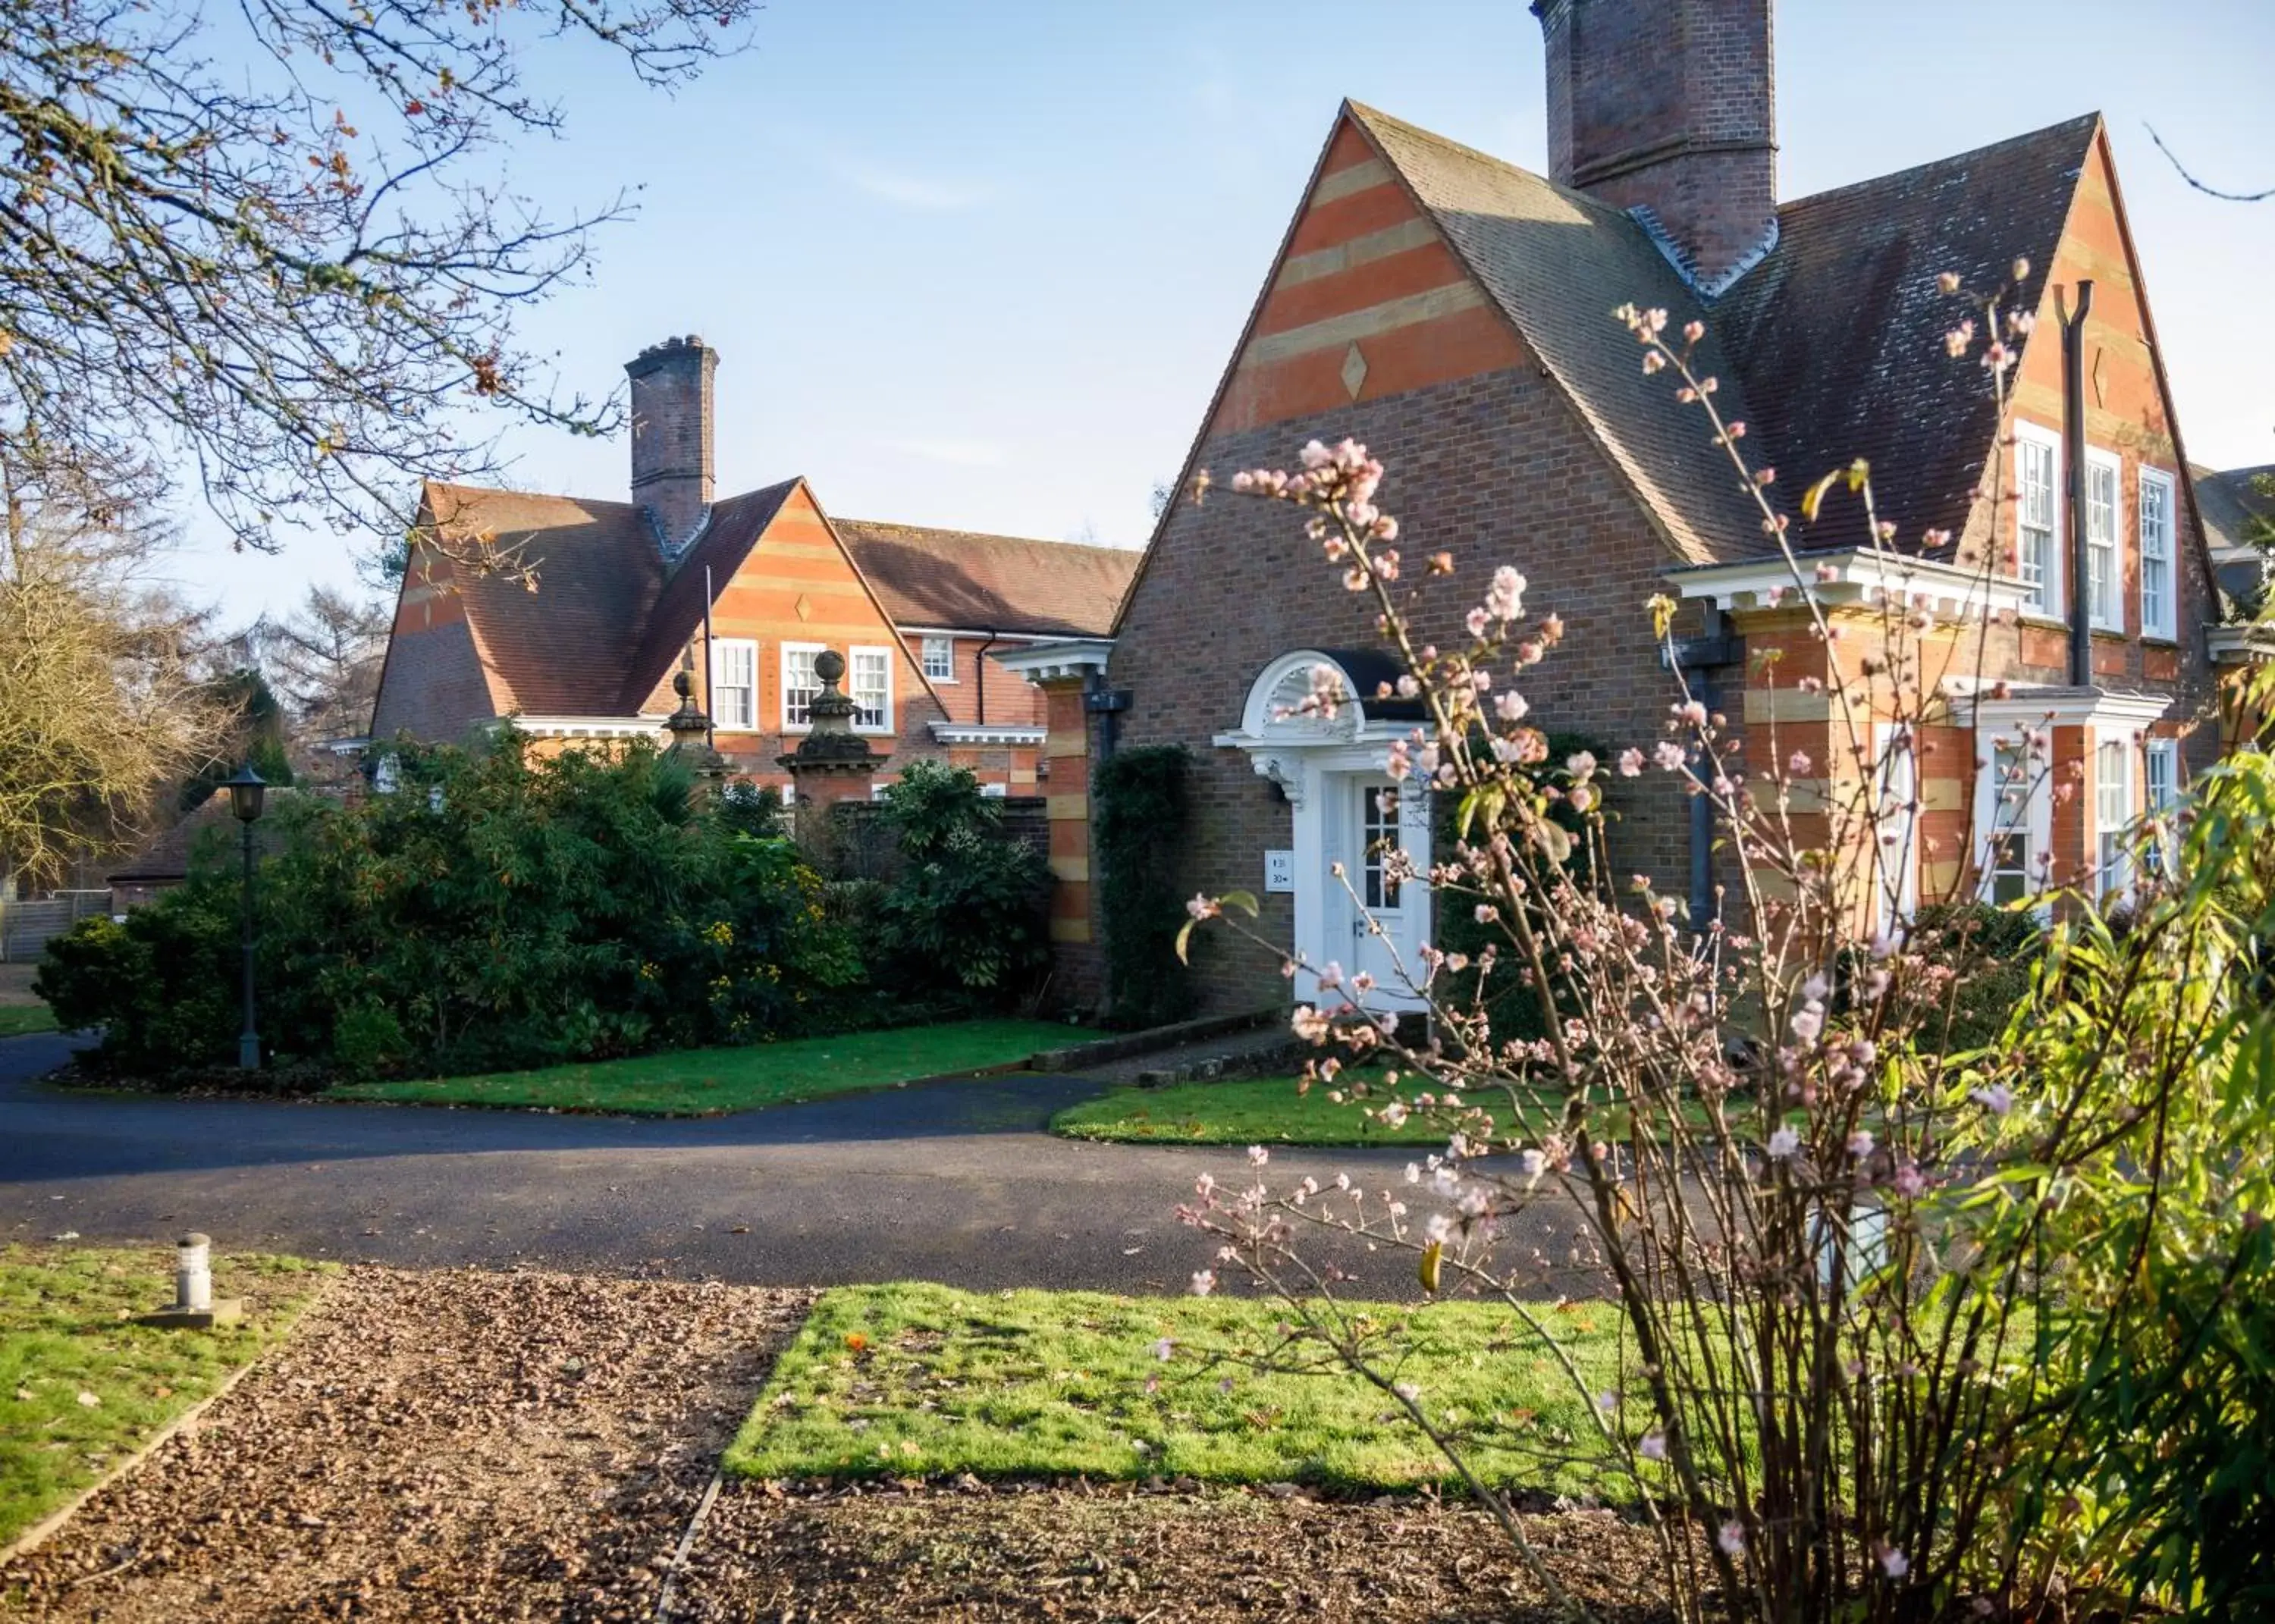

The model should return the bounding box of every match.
[1348,103,2105,567]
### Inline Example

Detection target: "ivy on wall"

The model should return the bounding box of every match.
[1092,744,1195,1030]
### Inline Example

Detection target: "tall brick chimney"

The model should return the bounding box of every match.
[1534,0,1778,293]
[625,334,717,557]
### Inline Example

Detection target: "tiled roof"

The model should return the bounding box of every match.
[835,520,1141,638]
[1349,102,1771,566]
[1714,114,2100,556]
[108,792,294,883]
[2194,463,2274,558]
[400,479,1127,726]
[420,481,664,716]
[1348,104,2103,567]
[617,480,799,711]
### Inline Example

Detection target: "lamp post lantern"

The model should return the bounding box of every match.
[221,764,266,1070]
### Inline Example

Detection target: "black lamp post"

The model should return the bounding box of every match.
[221,765,267,1070]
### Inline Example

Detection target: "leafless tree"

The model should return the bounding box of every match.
[0,0,759,564]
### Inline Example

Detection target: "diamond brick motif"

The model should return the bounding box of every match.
[1340,342,1369,400]
[795,594,813,622]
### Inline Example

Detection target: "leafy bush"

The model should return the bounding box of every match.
[875,760,1050,1002]
[1092,745,1194,1030]
[1909,899,2041,1052]
[39,736,867,1078]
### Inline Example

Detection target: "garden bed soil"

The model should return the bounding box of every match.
[4,1265,1675,1621]
[679,1476,1676,1622]
[2,1265,808,1621]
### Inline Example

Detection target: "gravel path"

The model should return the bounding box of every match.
[3,1267,808,1621]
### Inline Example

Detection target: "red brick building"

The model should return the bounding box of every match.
[1019,0,2245,1017]
[369,337,1138,797]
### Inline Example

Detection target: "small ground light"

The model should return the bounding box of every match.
[137,1232,243,1330]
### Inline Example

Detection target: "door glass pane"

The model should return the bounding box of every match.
[1362,785,1401,911]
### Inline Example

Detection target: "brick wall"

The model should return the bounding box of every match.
[1111,362,1699,1017]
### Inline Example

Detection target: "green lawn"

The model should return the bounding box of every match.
[1051,1073,1544,1146]
[725,1282,1638,1494]
[1,1246,329,1544]
[0,1005,58,1039]
[325,1019,1078,1115]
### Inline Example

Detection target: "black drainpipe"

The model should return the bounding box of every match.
[972,629,1000,726]
[2060,280,2095,687]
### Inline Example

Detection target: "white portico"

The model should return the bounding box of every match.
[1215,650,1434,1011]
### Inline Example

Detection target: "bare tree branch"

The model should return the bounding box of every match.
[2146,124,2273,202]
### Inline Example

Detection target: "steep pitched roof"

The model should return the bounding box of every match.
[1713,114,2100,556]
[834,520,1141,638]
[419,481,663,716]
[1348,102,1770,566]
[616,478,799,711]
[2195,463,2274,559]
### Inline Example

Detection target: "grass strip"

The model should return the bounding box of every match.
[0,1006,58,1039]
[1050,1074,1544,1146]
[325,1019,1077,1116]
[726,1281,1636,1494]
[0,1246,330,1545]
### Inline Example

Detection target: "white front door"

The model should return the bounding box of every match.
[1327,775,1425,1006]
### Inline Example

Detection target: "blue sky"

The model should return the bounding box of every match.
[193,0,2275,621]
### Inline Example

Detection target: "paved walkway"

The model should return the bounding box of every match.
[0,1035,1469,1294]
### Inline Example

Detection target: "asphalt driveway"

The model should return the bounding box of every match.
[0,1034,1478,1294]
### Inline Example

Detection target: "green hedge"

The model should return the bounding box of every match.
[36,740,1046,1081]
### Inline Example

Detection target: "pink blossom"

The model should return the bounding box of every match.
[1291,1006,1331,1043]
[1767,1127,1801,1160]
[1718,1521,1746,1557]
[1971,1083,2015,1117]
[1487,566,1527,620]
[1153,1337,1175,1362]
[1682,319,1705,344]
[1653,740,1688,772]
[1789,751,1812,774]
[1847,1130,1876,1158]
[1638,1431,1667,1462]
[1186,894,1219,921]
[1944,318,1975,358]
[1495,691,1530,723]
[1790,1005,1823,1043]
[1566,751,1597,777]
[1465,607,1490,639]
[1673,699,1708,726]
[1247,1144,1270,1168]
[1569,784,1599,814]
[1316,961,1345,991]
[1378,1100,1409,1128]
[1618,748,1646,778]
[1190,1270,1216,1296]
[1878,1546,1909,1580]
[1893,1163,1927,1199]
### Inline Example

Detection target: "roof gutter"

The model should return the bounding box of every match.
[2060,279,2095,687]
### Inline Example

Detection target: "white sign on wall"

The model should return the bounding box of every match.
[1264,850,1295,893]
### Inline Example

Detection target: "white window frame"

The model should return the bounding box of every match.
[2144,736,2181,876]
[1873,723,1919,932]
[2085,447,2123,633]
[849,644,894,735]
[780,641,824,732]
[2013,420,2064,618]
[709,637,757,732]
[980,782,1009,798]
[2095,735,2135,898]
[1974,733,2053,913]
[2138,466,2176,641]
[921,635,956,682]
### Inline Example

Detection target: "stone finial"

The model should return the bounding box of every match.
[664,645,729,783]
[780,649,878,769]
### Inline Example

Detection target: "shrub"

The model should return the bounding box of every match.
[41,736,868,1079]
[1092,745,1194,1029]
[1908,899,2041,1052]
[875,760,1050,1002]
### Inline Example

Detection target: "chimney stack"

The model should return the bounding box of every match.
[626,335,717,558]
[1534,0,1778,293]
